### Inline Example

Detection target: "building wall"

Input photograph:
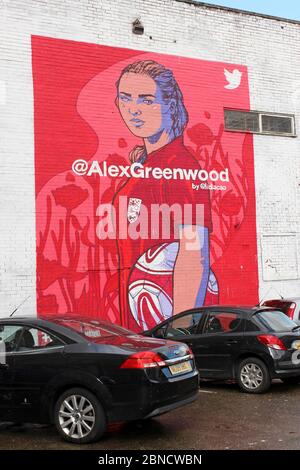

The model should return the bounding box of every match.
[0,0,299,317]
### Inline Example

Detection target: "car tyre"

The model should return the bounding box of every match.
[54,387,106,444]
[237,357,271,394]
[281,377,300,386]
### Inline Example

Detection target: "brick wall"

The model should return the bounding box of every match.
[0,0,300,316]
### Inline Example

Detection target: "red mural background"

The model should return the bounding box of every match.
[32,35,258,330]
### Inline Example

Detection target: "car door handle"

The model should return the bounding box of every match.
[226,340,238,345]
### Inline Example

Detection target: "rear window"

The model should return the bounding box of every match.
[254,310,298,332]
[53,319,135,340]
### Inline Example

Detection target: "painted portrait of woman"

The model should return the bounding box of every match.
[34,38,257,330]
[113,60,219,331]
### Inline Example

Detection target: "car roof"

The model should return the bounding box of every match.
[0,316,47,324]
[178,305,270,313]
[0,315,136,341]
[0,315,109,324]
[0,316,88,343]
[143,305,280,332]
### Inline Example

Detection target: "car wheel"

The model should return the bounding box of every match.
[237,357,271,394]
[54,387,106,444]
[281,377,300,386]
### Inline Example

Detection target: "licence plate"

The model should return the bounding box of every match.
[169,361,192,375]
[292,340,300,350]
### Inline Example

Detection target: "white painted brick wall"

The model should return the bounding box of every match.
[0,0,300,316]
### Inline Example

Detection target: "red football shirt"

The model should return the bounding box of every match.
[112,136,212,330]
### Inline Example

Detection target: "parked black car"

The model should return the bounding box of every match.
[0,316,198,444]
[144,306,300,394]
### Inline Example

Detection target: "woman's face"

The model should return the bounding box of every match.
[117,72,172,139]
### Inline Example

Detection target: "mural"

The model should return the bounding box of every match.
[32,36,258,332]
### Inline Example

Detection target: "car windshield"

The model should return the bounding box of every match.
[254,310,298,332]
[52,319,135,340]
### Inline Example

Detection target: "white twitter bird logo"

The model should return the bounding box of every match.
[224,68,242,89]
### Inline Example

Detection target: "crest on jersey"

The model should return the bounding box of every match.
[127,197,142,223]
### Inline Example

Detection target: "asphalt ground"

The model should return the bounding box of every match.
[0,379,299,450]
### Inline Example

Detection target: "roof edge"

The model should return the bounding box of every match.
[175,0,300,26]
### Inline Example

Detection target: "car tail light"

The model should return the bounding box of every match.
[287,303,296,319]
[120,351,166,369]
[257,335,287,351]
[187,347,194,358]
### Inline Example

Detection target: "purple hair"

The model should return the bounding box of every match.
[116,60,189,138]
